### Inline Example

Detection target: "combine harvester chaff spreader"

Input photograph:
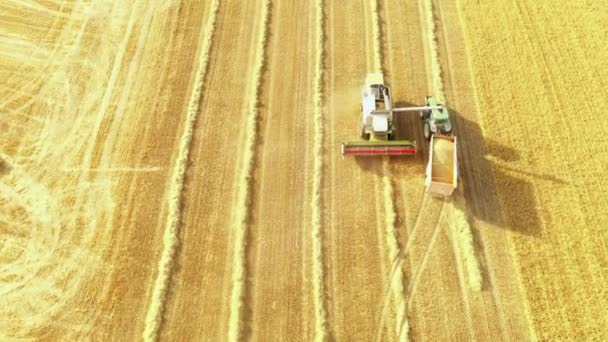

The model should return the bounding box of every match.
[341,73,458,197]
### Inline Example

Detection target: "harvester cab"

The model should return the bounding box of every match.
[361,74,393,139]
[421,96,452,140]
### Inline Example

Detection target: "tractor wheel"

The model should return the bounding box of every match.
[423,122,431,140]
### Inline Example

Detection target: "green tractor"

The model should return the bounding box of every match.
[420,96,453,140]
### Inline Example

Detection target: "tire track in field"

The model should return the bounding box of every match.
[1,1,92,146]
[430,0,484,293]
[311,0,328,339]
[142,1,219,340]
[2,1,163,338]
[444,202,477,340]
[379,0,478,338]
[1,2,143,338]
[226,0,270,340]
[407,201,446,306]
[66,2,162,338]
[0,1,73,103]
[369,0,409,340]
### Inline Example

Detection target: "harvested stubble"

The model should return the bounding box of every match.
[227,0,271,340]
[142,1,220,340]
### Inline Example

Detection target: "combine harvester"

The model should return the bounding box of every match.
[341,73,458,197]
[341,73,417,156]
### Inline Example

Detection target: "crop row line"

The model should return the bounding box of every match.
[310,0,328,341]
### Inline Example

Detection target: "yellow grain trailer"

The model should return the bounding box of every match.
[425,134,458,197]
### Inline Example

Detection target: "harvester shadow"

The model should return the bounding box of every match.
[448,106,543,292]
[450,106,551,237]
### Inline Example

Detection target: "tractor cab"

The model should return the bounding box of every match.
[421,96,452,139]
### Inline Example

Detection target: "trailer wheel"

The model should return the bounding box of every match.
[423,122,431,140]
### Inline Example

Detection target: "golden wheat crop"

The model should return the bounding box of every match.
[457,0,608,338]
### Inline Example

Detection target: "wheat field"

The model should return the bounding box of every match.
[1,0,606,340]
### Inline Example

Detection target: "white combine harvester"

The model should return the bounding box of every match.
[341,72,458,197]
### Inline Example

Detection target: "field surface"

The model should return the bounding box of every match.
[1,0,606,341]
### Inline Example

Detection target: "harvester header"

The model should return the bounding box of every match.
[341,140,416,156]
